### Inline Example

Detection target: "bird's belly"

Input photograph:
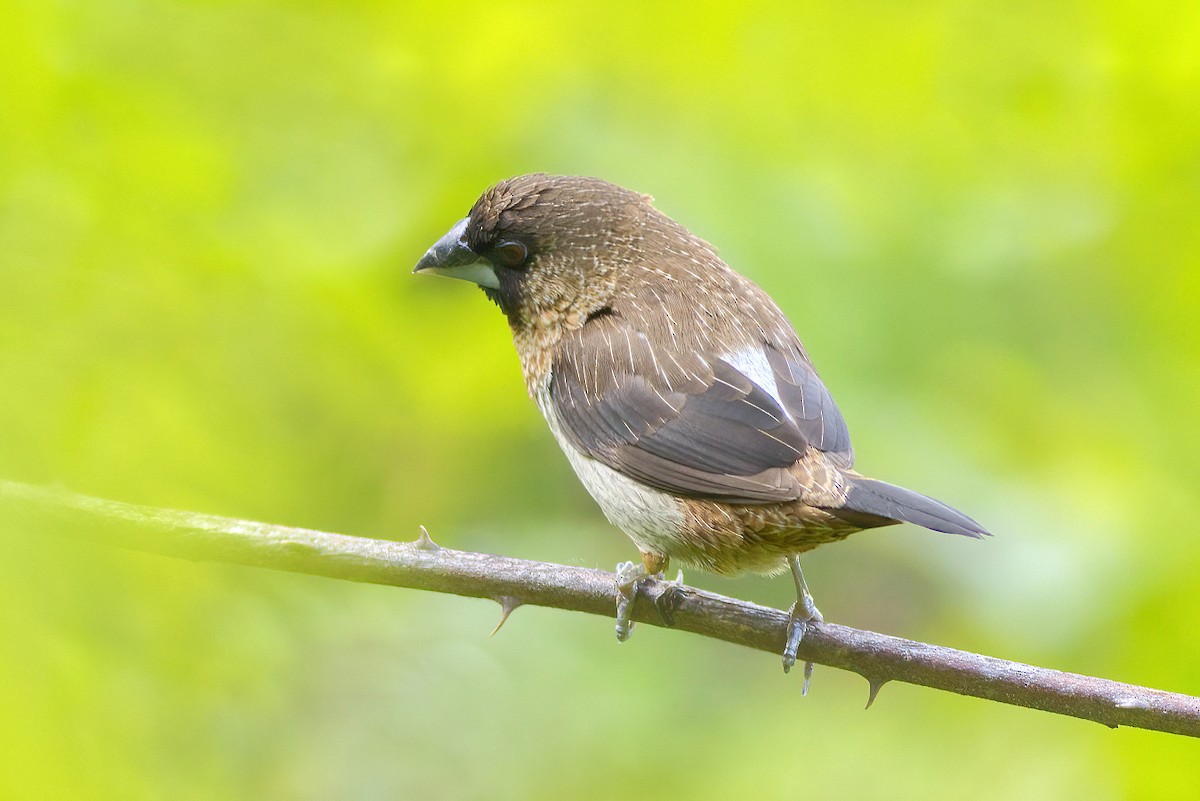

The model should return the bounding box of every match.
[556,424,690,555]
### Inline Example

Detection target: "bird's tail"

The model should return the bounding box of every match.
[837,476,990,539]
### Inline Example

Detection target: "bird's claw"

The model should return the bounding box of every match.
[782,594,823,683]
[802,659,815,696]
[614,561,646,642]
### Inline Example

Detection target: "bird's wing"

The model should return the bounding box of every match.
[549,310,852,504]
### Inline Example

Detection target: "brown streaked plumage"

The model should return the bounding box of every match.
[414,173,989,675]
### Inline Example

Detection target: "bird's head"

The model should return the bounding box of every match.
[414,174,694,328]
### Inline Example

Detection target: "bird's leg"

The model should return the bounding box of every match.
[783,554,823,688]
[614,552,670,641]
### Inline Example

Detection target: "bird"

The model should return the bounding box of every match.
[413,173,989,679]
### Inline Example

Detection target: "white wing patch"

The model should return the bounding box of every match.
[723,346,784,407]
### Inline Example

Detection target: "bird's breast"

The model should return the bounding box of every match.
[511,308,589,398]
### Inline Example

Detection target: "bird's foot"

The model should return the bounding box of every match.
[784,554,824,693]
[614,560,647,642]
[783,591,823,693]
[653,569,686,626]
[615,555,678,640]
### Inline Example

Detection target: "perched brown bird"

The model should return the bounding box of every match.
[414,173,988,677]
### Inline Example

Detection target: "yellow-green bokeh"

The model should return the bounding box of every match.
[2,1,1198,798]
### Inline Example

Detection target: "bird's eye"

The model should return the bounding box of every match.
[493,240,528,268]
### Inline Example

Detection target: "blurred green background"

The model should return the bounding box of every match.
[2,0,1198,798]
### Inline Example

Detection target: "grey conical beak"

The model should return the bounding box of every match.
[413,217,500,290]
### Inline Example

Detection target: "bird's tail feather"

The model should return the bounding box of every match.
[839,476,990,538]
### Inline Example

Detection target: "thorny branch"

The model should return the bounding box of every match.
[3,479,1198,738]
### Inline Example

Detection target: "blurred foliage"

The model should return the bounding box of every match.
[2,0,1199,798]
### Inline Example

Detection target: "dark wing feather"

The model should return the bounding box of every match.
[550,312,853,504]
[765,345,853,460]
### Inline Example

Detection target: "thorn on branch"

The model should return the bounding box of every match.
[865,677,888,709]
[490,596,522,636]
[414,525,441,552]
